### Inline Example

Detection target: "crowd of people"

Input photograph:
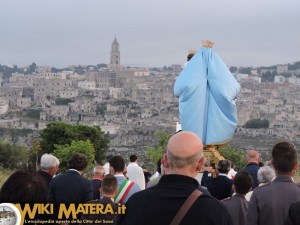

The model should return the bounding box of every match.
[1,131,300,225]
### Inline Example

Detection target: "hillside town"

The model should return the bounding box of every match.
[0,37,300,157]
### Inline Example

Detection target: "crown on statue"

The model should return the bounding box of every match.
[202,40,214,48]
[188,49,197,55]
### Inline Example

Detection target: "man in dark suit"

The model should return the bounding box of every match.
[82,174,118,225]
[90,165,105,199]
[37,153,60,188]
[48,153,93,221]
[285,201,300,225]
[246,142,300,225]
[243,150,260,189]
[203,160,233,200]
[116,131,232,225]
[222,171,252,225]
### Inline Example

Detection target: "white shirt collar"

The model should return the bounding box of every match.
[68,169,81,174]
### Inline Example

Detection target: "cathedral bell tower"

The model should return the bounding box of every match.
[108,36,120,70]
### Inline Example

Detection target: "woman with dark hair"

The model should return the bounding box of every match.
[0,170,48,204]
[203,160,233,200]
[0,170,49,222]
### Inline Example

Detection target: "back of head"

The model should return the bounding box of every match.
[106,155,113,162]
[129,155,137,162]
[40,153,60,170]
[233,171,253,195]
[166,131,203,172]
[0,170,48,205]
[101,174,118,196]
[109,156,125,173]
[68,153,88,171]
[93,165,105,176]
[217,160,231,174]
[272,141,297,174]
[187,53,195,61]
[257,166,276,183]
[246,150,259,163]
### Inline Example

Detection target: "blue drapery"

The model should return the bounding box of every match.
[174,47,240,145]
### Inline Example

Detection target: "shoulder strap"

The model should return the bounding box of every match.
[114,179,135,204]
[170,189,202,225]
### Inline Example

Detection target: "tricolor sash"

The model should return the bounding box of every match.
[114,179,135,204]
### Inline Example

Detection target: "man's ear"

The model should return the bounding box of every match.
[196,157,205,172]
[293,162,299,174]
[109,167,115,175]
[232,184,236,192]
[162,154,169,169]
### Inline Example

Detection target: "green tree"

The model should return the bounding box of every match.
[261,71,275,82]
[96,105,106,115]
[219,145,246,170]
[229,66,238,73]
[29,62,37,73]
[40,122,109,163]
[0,140,29,169]
[51,67,63,73]
[54,140,95,172]
[238,67,252,74]
[97,63,107,69]
[55,98,74,105]
[146,131,171,166]
[27,109,42,119]
[244,119,269,128]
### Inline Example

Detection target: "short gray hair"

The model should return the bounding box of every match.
[257,166,275,183]
[93,166,105,175]
[40,154,60,170]
[167,150,202,169]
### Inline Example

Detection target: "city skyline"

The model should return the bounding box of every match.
[0,0,299,68]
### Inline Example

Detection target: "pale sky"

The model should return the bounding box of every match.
[0,0,299,68]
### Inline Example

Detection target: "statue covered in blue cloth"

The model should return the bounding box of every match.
[174,41,240,146]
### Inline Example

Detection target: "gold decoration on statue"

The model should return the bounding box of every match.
[202,40,214,48]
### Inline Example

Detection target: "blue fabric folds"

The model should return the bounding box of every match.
[174,47,240,145]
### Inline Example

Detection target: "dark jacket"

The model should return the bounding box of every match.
[37,170,53,188]
[90,179,102,200]
[222,194,248,225]
[116,174,232,225]
[244,162,260,189]
[204,174,233,200]
[81,197,118,225]
[48,170,93,221]
[246,176,300,225]
[285,201,300,225]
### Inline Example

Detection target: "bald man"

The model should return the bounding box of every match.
[116,131,232,225]
[243,150,260,189]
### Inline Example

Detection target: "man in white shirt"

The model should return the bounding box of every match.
[103,155,112,175]
[126,155,145,190]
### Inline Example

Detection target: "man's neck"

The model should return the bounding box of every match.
[114,172,124,176]
[102,194,115,199]
[42,169,52,176]
[69,169,82,175]
[92,175,103,180]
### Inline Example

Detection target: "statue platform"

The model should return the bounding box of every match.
[203,145,225,165]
